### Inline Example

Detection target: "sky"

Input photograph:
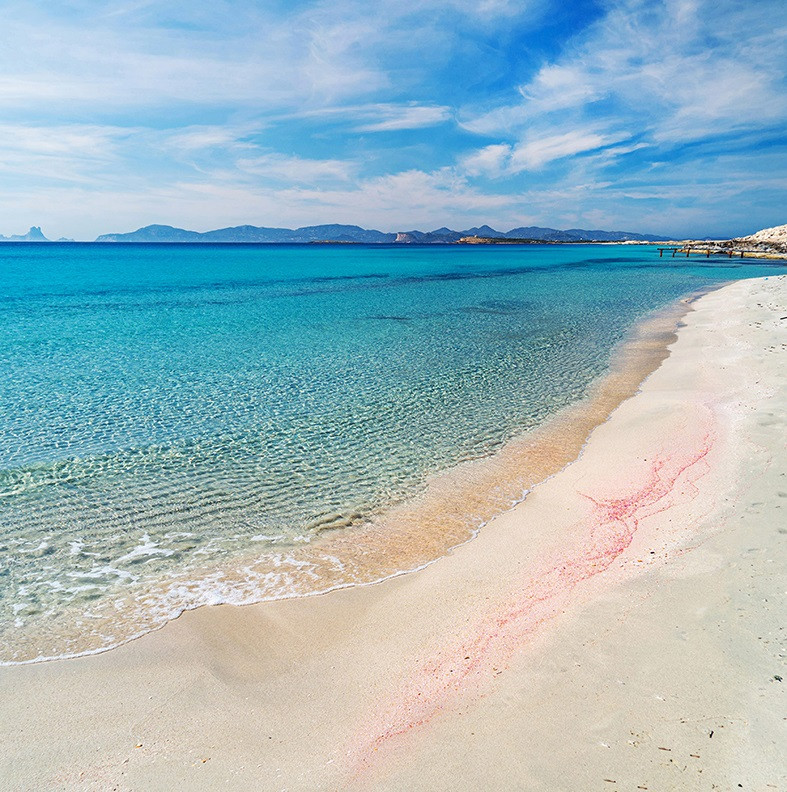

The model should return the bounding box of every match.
[0,0,785,240]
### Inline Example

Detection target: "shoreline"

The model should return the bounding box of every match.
[3,290,703,667]
[4,239,787,261]
[1,276,784,791]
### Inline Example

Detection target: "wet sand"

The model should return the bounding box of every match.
[1,275,784,791]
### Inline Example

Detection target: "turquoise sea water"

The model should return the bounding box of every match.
[0,243,781,663]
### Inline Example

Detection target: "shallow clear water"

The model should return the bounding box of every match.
[0,243,781,662]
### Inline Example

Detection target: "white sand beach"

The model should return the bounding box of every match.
[1,275,784,792]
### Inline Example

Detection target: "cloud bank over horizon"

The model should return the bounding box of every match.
[0,0,785,240]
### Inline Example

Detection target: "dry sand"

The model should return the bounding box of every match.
[1,275,784,792]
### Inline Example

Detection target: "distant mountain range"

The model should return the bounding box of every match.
[96,224,398,243]
[93,223,671,243]
[0,223,673,244]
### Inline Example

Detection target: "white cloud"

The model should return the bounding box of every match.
[273,168,512,223]
[518,64,599,109]
[0,3,386,109]
[270,102,452,132]
[509,129,622,170]
[354,105,452,132]
[0,123,136,184]
[0,0,782,240]
[461,129,626,176]
[234,153,356,183]
[0,166,517,239]
[0,124,122,158]
[164,126,259,153]
[3,141,785,240]
[451,0,787,237]
[0,0,549,112]
[461,0,787,148]
[460,144,513,177]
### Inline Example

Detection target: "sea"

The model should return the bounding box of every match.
[0,243,780,664]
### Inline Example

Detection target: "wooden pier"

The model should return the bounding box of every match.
[657,247,746,258]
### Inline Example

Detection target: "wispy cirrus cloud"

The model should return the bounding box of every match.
[163,126,260,154]
[269,102,452,131]
[0,0,544,112]
[354,105,452,132]
[0,2,386,109]
[452,0,787,236]
[461,0,787,145]
[0,123,136,185]
[234,153,356,183]
[461,128,628,176]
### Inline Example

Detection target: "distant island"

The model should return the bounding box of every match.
[0,226,73,242]
[92,223,670,244]
[3,223,784,254]
[0,226,49,242]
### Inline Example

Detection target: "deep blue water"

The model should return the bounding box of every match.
[0,243,781,662]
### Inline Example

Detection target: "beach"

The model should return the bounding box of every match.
[1,274,784,791]
[7,242,758,667]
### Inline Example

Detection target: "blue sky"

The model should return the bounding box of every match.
[0,0,785,239]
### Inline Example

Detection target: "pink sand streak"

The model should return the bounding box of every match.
[347,423,715,778]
